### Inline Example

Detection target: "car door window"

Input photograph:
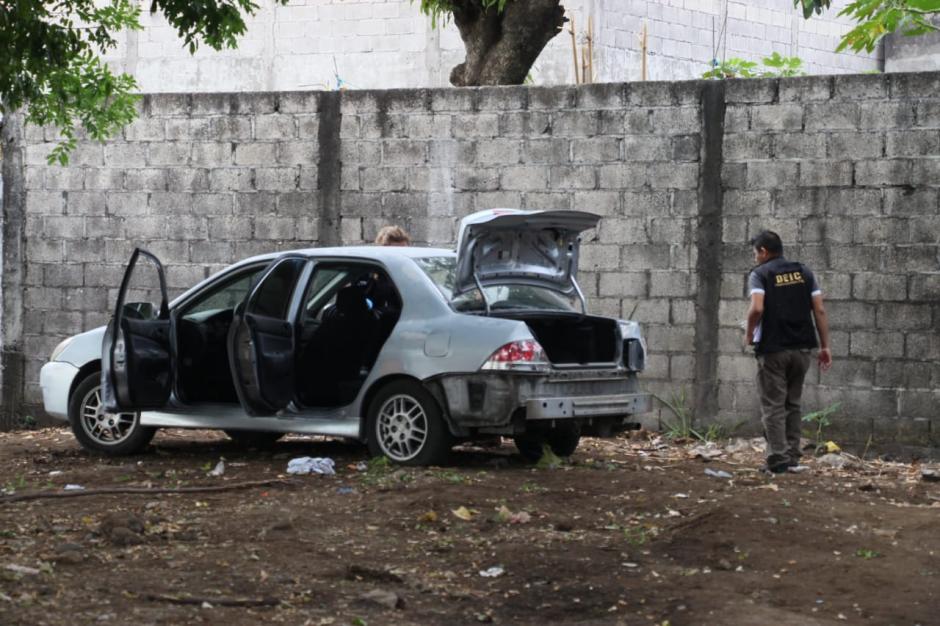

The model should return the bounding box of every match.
[248,258,306,320]
[181,266,265,321]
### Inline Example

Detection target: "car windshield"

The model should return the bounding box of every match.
[414,256,579,313]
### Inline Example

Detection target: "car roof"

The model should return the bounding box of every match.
[237,245,455,266]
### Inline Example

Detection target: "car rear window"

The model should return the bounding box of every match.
[414,256,578,313]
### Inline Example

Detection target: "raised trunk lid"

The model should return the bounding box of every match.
[454,209,600,298]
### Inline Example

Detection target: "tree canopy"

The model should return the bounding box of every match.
[1,0,285,164]
[795,0,940,53]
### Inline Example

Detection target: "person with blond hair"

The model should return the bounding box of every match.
[374,225,411,246]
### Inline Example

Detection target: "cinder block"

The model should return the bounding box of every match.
[234,143,277,166]
[428,140,475,166]
[571,138,620,163]
[723,190,771,216]
[621,243,672,269]
[622,135,671,161]
[854,159,912,187]
[724,133,773,160]
[799,160,852,187]
[528,86,576,110]
[84,216,122,239]
[723,163,747,189]
[833,74,888,100]
[649,270,693,297]
[778,76,832,102]
[208,216,253,241]
[382,140,428,166]
[573,190,620,216]
[644,324,695,352]
[208,168,254,192]
[648,162,698,190]
[191,193,234,216]
[852,274,907,301]
[476,86,527,111]
[650,107,699,134]
[875,360,933,389]
[775,133,826,159]
[191,143,233,167]
[210,117,253,141]
[43,263,84,288]
[889,72,940,99]
[805,102,859,130]
[745,161,798,188]
[279,92,320,114]
[915,101,940,129]
[908,274,940,301]
[598,217,647,244]
[148,143,192,166]
[123,118,165,141]
[453,113,500,139]
[475,139,522,166]
[750,104,803,131]
[725,78,776,104]
[361,168,406,192]
[166,118,212,142]
[627,82,678,106]
[254,167,299,191]
[875,303,933,330]
[579,244,621,271]
[105,143,149,168]
[885,130,940,157]
[124,168,168,192]
[499,166,549,191]
[577,83,626,109]
[402,114,452,139]
[27,191,66,216]
[255,114,297,140]
[859,102,915,130]
[522,138,570,164]
[599,271,649,297]
[454,168,499,191]
[883,188,937,216]
[254,217,298,241]
[523,192,569,210]
[906,332,940,360]
[165,216,209,241]
[551,111,598,137]
[166,169,209,192]
[912,158,940,186]
[823,188,882,215]
[826,132,883,159]
[107,193,149,217]
[854,217,908,245]
[549,165,596,189]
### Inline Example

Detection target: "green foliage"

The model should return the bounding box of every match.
[702,53,805,79]
[2,0,286,164]
[801,402,842,445]
[855,548,881,559]
[796,0,940,53]
[414,0,511,27]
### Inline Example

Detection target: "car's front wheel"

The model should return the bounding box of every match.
[68,372,156,456]
[366,380,452,466]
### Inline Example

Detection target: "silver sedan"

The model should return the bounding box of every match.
[39,209,652,465]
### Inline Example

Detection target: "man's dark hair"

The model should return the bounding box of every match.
[750,230,783,255]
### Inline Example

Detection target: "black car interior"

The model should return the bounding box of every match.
[173,261,401,409]
[296,265,401,407]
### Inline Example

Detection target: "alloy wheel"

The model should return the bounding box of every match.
[375,393,428,462]
[79,386,138,446]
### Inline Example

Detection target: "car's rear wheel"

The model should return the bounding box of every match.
[68,372,156,456]
[514,422,582,462]
[366,380,452,466]
[547,422,581,457]
[224,430,284,448]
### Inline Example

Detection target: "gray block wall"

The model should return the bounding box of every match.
[2,73,938,446]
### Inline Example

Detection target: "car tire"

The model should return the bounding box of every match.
[513,432,546,463]
[366,380,452,466]
[224,430,284,448]
[547,422,581,457]
[68,372,156,456]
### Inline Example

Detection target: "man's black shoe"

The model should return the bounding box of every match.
[760,463,789,475]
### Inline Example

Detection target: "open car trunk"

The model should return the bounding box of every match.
[495,313,619,366]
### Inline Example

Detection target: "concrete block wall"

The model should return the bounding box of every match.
[3,72,938,446]
[717,73,940,446]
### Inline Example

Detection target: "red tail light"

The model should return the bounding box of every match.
[481,340,549,371]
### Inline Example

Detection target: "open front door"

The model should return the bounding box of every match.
[228,256,307,416]
[101,248,173,412]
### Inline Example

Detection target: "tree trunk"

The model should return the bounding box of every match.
[449,0,567,87]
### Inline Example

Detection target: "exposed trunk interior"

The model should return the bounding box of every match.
[496,313,618,365]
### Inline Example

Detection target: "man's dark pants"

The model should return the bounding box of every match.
[756,349,812,470]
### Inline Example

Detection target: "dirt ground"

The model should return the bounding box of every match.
[0,428,938,626]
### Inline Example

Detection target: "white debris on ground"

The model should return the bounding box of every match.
[286,457,336,475]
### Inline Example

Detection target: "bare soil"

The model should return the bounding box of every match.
[0,428,938,626]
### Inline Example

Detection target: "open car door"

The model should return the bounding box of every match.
[101,248,173,412]
[228,256,308,416]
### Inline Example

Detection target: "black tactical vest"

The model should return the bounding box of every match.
[754,257,818,354]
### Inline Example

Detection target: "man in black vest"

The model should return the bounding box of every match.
[745,231,832,474]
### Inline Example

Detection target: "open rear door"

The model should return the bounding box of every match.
[101,248,173,412]
[228,256,308,416]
